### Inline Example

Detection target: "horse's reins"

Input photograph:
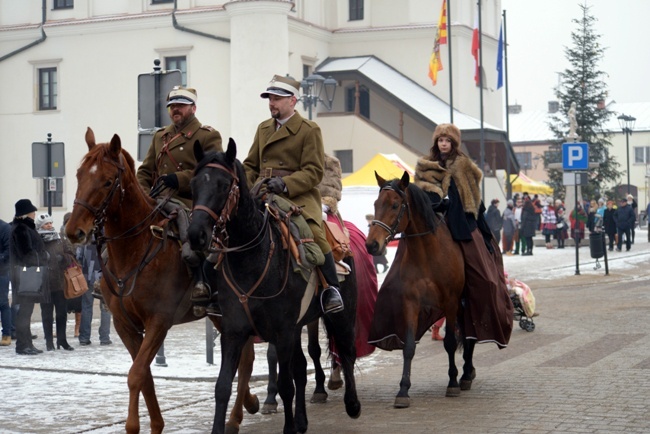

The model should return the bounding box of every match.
[371,183,438,243]
[74,153,173,335]
[192,162,293,337]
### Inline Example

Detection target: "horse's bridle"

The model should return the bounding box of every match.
[371,183,410,243]
[192,163,241,249]
[73,155,126,234]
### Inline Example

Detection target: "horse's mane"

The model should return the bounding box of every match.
[196,150,252,200]
[386,178,438,232]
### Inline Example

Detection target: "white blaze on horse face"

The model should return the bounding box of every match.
[89,164,98,175]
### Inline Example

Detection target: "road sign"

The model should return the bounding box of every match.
[32,141,65,178]
[562,142,589,171]
[563,172,589,186]
[137,69,182,130]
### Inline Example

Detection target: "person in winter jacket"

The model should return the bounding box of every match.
[502,200,517,255]
[519,196,537,255]
[10,199,48,355]
[603,200,618,251]
[485,199,503,247]
[614,197,635,251]
[569,203,588,247]
[540,198,557,249]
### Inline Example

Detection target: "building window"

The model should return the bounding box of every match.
[39,67,58,110]
[334,150,353,173]
[634,146,650,164]
[516,152,532,170]
[151,0,173,4]
[349,0,364,21]
[345,86,370,119]
[41,178,63,208]
[53,0,73,9]
[165,56,187,87]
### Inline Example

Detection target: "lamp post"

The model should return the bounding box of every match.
[617,114,636,194]
[300,74,338,120]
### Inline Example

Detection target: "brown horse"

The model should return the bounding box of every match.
[65,128,257,434]
[365,171,476,408]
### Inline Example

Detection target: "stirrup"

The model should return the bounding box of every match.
[321,286,344,314]
[191,281,211,302]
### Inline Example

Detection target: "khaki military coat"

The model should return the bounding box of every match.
[137,116,222,208]
[243,111,325,226]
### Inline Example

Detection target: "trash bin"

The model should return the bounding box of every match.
[589,232,604,259]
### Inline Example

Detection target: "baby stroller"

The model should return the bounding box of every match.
[505,275,536,332]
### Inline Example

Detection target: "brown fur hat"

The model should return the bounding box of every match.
[318,154,343,213]
[432,123,461,150]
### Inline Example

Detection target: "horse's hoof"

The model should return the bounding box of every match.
[245,395,260,414]
[394,396,410,408]
[346,401,361,419]
[310,392,328,403]
[446,386,460,397]
[261,403,278,414]
[460,379,473,390]
[193,306,206,317]
[224,424,240,434]
[327,378,343,390]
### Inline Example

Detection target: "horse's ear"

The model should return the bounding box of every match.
[85,127,96,150]
[108,134,122,157]
[193,140,205,163]
[399,171,410,189]
[226,138,236,164]
[375,171,387,187]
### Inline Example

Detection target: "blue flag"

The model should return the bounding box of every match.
[496,23,504,90]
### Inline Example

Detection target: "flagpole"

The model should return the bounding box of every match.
[478,0,485,202]
[503,9,512,199]
[447,0,453,123]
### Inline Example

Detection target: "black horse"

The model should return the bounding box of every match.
[188,139,360,434]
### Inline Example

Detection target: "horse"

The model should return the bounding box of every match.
[263,216,378,412]
[365,171,476,408]
[65,128,258,434]
[188,139,361,434]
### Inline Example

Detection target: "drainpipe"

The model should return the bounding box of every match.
[172,0,230,43]
[0,0,47,62]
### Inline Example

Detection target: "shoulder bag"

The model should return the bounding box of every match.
[64,258,89,299]
[324,216,353,262]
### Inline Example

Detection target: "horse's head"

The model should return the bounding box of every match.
[189,137,240,251]
[66,127,134,244]
[365,170,411,256]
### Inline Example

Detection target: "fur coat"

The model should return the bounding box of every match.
[318,154,343,214]
[414,154,483,218]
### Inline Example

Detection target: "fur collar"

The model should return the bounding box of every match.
[414,155,483,218]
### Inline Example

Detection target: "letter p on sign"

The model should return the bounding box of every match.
[562,142,589,171]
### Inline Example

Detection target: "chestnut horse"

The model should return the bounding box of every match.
[188,139,360,434]
[365,171,476,408]
[65,128,257,434]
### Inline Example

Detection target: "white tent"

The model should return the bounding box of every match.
[338,154,415,234]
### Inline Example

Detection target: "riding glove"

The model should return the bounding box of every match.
[266,177,286,194]
[159,173,179,190]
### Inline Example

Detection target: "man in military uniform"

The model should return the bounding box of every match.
[137,86,222,310]
[243,75,344,315]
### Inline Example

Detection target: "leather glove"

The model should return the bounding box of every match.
[159,173,179,190]
[266,177,286,194]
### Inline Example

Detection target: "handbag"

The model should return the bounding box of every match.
[324,217,352,262]
[17,260,47,300]
[64,260,89,299]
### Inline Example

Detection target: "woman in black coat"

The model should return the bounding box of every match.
[10,199,48,355]
[36,214,76,351]
[603,200,617,251]
[520,197,538,255]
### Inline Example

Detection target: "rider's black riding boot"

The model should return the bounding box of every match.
[318,252,344,315]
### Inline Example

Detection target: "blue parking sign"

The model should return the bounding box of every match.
[562,142,589,170]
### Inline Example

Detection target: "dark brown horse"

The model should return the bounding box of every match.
[65,128,257,434]
[365,171,476,408]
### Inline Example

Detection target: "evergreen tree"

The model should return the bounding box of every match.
[543,2,620,199]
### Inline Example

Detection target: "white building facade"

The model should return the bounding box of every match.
[0,0,507,221]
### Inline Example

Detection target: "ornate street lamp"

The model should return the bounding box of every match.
[300,74,338,120]
[617,114,636,194]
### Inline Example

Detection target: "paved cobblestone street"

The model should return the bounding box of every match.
[1,237,650,433]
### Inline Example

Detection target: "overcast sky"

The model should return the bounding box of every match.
[500,0,650,113]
